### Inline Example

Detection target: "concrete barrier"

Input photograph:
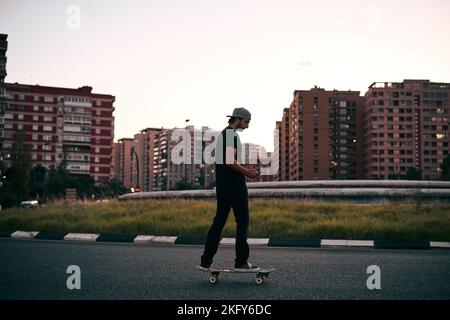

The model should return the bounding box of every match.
[118,187,450,201]
[246,180,450,189]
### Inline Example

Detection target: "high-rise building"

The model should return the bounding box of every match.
[0,34,8,152]
[113,126,218,191]
[278,87,365,181]
[274,121,282,181]
[2,83,115,184]
[364,80,450,180]
[113,138,134,189]
[153,126,217,190]
[279,108,290,181]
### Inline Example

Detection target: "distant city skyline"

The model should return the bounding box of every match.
[1,0,450,151]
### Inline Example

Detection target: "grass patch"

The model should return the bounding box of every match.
[0,199,449,241]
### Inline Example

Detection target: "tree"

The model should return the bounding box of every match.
[207,180,216,190]
[7,130,32,204]
[388,173,401,180]
[29,165,48,203]
[46,158,74,200]
[108,178,129,197]
[440,154,450,181]
[92,178,129,200]
[0,180,17,208]
[174,180,195,190]
[405,167,422,180]
[47,167,65,200]
[67,175,95,200]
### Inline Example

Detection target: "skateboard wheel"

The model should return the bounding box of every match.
[256,277,264,285]
[209,276,218,284]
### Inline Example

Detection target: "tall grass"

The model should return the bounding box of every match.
[0,199,449,241]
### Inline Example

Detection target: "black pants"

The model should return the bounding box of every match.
[201,187,249,267]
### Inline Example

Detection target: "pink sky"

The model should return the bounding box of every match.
[1,0,450,151]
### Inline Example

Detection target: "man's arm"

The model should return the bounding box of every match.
[225,147,258,179]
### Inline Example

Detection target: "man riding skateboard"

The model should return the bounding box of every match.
[200,107,259,271]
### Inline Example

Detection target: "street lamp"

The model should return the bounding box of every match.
[185,119,190,187]
[130,146,140,192]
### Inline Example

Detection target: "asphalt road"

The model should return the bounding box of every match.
[1,238,449,300]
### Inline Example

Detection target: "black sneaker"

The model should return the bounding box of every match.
[234,262,260,272]
[199,262,211,270]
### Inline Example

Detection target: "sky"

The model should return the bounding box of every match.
[1,0,450,151]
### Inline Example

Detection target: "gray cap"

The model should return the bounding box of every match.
[226,107,251,120]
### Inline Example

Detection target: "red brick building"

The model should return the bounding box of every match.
[113,138,134,188]
[364,80,450,180]
[279,108,290,181]
[0,34,8,152]
[278,87,365,181]
[2,83,115,184]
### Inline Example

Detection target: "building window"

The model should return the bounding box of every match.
[33,105,39,111]
[32,135,38,141]
[33,125,38,131]
[18,114,24,120]
[43,126,52,132]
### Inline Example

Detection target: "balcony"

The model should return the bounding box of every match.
[63,107,91,115]
[63,99,91,108]
[63,137,91,144]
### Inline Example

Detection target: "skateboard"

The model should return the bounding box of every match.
[196,266,275,285]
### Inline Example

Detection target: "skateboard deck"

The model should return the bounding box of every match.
[196,266,275,284]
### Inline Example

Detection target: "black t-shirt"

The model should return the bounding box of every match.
[215,126,246,191]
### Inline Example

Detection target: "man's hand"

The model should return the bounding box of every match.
[245,168,259,179]
[227,159,260,179]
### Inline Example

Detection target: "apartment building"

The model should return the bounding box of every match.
[278,87,365,181]
[364,80,450,180]
[2,83,115,183]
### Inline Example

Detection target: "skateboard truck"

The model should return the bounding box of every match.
[197,266,274,285]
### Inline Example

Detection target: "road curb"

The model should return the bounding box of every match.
[0,230,449,250]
